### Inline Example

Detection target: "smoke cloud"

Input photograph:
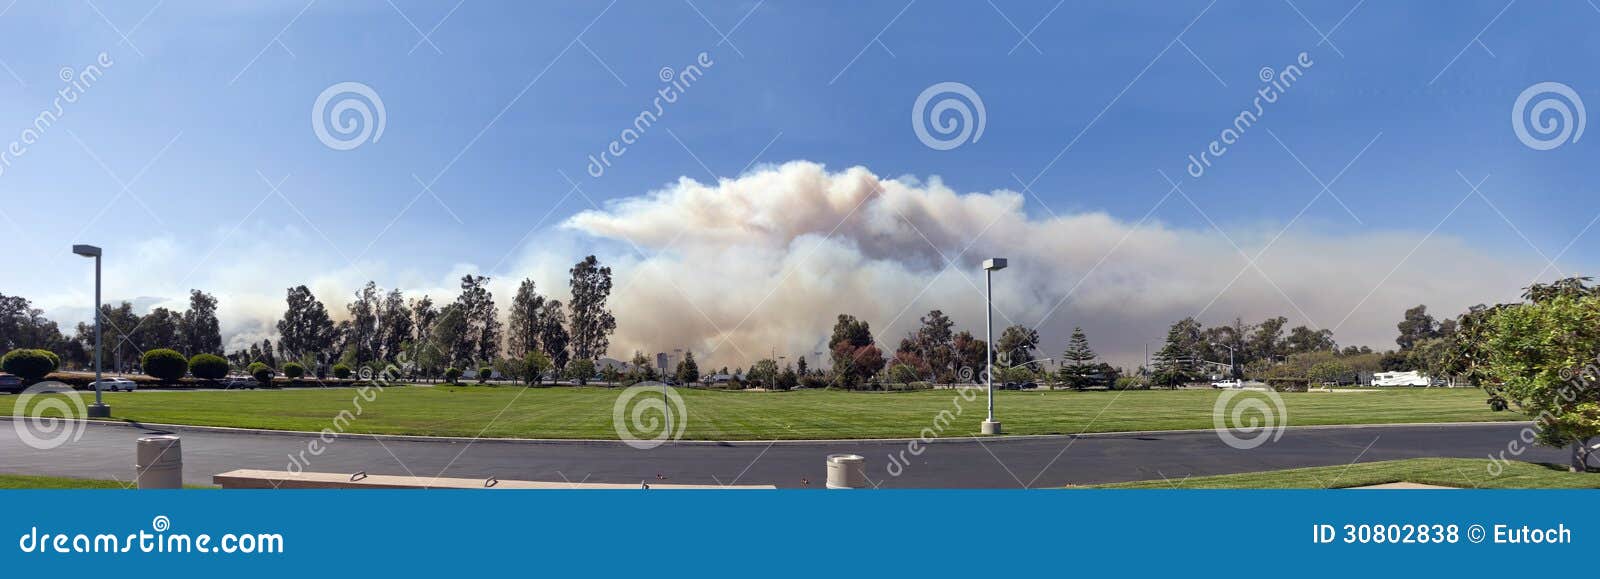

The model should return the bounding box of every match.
[552,161,1546,369]
[26,161,1555,370]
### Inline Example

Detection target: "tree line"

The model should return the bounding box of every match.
[0,289,222,374]
[254,255,616,382]
[0,256,618,384]
[819,310,1121,391]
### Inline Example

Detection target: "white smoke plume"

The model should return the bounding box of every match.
[25,161,1560,370]
[555,161,1550,369]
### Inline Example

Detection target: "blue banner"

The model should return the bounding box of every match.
[1,490,1587,576]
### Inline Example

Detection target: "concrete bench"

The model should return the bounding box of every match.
[212,469,773,489]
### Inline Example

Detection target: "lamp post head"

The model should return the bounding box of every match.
[72,244,102,257]
[982,258,1007,271]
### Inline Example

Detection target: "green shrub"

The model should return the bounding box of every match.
[189,354,229,380]
[1112,375,1150,390]
[332,363,352,379]
[40,350,60,371]
[2,349,58,382]
[444,367,462,384]
[247,361,273,384]
[282,362,305,380]
[477,365,493,383]
[1267,377,1310,393]
[522,351,552,385]
[566,358,596,385]
[141,349,188,382]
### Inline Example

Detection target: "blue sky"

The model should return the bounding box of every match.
[1,0,1596,366]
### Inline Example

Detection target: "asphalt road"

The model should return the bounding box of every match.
[0,419,1558,488]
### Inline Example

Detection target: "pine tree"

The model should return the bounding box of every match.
[507,278,545,359]
[180,289,222,356]
[378,289,413,363]
[261,339,277,369]
[676,351,700,383]
[453,275,501,365]
[996,324,1040,367]
[1058,327,1098,390]
[1152,320,1201,388]
[568,256,616,361]
[346,282,381,365]
[537,299,570,371]
[630,350,652,382]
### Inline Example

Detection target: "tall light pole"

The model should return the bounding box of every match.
[1212,342,1236,381]
[981,258,1007,435]
[73,244,110,418]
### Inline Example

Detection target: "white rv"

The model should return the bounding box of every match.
[1371,371,1430,387]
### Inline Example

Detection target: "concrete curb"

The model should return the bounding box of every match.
[0,415,1533,447]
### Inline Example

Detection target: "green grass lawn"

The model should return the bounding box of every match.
[4,386,1518,440]
[0,474,214,489]
[0,474,130,489]
[1092,458,1600,489]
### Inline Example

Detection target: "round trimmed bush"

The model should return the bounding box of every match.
[40,350,60,371]
[247,361,274,384]
[2,349,58,382]
[478,365,493,383]
[282,362,305,380]
[141,349,188,382]
[332,363,352,380]
[444,367,462,384]
[189,353,229,380]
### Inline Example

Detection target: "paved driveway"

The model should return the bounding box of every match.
[0,419,1556,488]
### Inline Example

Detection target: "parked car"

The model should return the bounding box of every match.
[222,377,261,390]
[0,373,24,393]
[89,377,138,392]
[1019,382,1038,390]
[1211,379,1244,389]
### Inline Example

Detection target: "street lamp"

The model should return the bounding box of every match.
[981,257,1007,435]
[72,244,110,418]
[1211,342,1236,381]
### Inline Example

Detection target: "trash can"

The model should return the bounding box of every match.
[826,454,866,489]
[135,435,183,489]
